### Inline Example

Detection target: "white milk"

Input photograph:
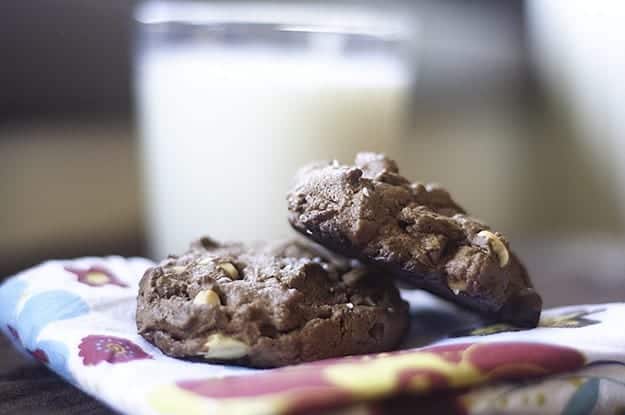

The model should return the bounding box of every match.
[137,47,411,258]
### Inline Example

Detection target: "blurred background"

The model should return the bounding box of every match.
[1,0,624,304]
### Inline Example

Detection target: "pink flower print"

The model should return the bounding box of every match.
[79,335,151,365]
[65,266,128,288]
[7,325,50,365]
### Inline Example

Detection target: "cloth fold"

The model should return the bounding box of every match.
[0,257,623,415]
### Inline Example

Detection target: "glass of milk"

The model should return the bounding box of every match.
[135,1,417,259]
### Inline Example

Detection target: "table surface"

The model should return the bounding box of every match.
[1,239,623,414]
[0,334,111,414]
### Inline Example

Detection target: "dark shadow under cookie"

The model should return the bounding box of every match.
[287,152,542,327]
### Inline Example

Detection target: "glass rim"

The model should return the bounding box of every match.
[135,1,417,40]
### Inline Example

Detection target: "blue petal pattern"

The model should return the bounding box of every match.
[0,278,28,328]
[0,281,90,384]
[36,340,76,384]
[16,291,89,349]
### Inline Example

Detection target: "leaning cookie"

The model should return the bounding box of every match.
[287,152,542,327]
[136,237,409,368]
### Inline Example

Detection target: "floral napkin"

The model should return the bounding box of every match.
[1,256,623,415]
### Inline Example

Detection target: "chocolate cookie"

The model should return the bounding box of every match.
[287,152,542,327]
[136,237,409,368]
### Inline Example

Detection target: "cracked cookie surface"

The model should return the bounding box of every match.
[287,152,542,327]
[136,237,409,368]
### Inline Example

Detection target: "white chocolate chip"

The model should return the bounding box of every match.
[197,257,213,265]
[362,187,371,197]
[193,289,221,306]
[448,279,468,295]
[477,230,510,267]
[217,262,240,279]
[202,334,249,359]
[170,265,187,274]
[346,303,354,309]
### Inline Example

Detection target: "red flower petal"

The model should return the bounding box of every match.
[65,266,129,288]
[29,348,49,364]
[7,325,20,342]
[79,335,151,365]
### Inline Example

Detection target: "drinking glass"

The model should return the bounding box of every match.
[135,1,417,258]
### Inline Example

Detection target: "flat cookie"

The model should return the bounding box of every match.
[136,237,409,368]
[287,152,542,327]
